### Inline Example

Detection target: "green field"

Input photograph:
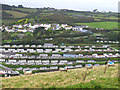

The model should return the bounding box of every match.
[76,22,118,29]
[1,64,119,88]
[94,16,119,19]
[14,8,37,13]
[5,10,28,18]
[10,33,20,37]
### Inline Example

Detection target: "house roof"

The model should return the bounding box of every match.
[65,26,72,27]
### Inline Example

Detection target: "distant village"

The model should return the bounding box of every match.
[0,23,90,33]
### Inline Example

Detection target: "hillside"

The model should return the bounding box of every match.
[76,22,118,29]
[1,64,119,88]
[1,4,118,28]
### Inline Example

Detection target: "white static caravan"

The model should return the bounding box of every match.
[50,66,58,69]
[76,60,84,63]
[39,54,48,57]
[75,65,82,68]
[8,60,17,62]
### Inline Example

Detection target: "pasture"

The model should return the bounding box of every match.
[14,8,37,13]
[1,64,119,88]
[75,22,118,29]
[4,10,28,18]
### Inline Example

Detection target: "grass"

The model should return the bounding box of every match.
[1,64,119,88]
[5,10,28,18]
[40,13,53,16]
[25,32,32,35]
[0,66,4,69]
[75,22,118,29]
[3,40,12,43]
[94,16,119,20]
[94,19,101,21]
[65,12,84,16]
[65,77,118,88]
[14,8,37,13]
[2,19,17,25]
[11,33,20,37]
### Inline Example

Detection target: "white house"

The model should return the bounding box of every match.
[61,24,68,28]
[13,25,23,28]
[17,29,27,33]
[6,29,15,32]
[73,26,83,31]
[64,26,72,30]
[40,24,51,30]
[18,25,23,28]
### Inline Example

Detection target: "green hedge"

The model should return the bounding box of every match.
[4,57,119,61]
[2,62,119,69]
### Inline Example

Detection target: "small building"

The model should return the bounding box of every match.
[64,26,72,30]
[61,24,68,28]
[73,26,83,31]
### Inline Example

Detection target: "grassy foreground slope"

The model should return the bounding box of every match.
[76,22,118,29]
[1,64,119,88]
